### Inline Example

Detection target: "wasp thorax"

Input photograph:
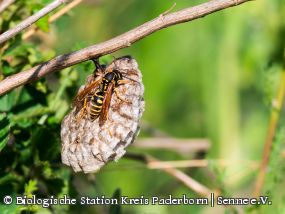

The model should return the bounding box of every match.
[61,56,145,173]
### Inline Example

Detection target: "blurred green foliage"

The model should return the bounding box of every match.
[0,0,285,213]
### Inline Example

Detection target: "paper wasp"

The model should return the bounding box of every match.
[72,56,134,127]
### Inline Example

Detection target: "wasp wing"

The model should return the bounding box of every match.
[99,82,114,127]
[72,78,102,110]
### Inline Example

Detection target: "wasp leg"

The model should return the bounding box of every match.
[101,113,114,137]
[118,78,139,86]
[105,120,113,137]
[117,79,132,85]
[108,127,113,137]
[76,98,88,122]
[114,88,131,104]
[105,112,114,137]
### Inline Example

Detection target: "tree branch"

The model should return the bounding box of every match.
[0,0,252,96]
[0,0,66,45]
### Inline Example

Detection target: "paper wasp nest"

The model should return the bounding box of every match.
[61,57,144,173]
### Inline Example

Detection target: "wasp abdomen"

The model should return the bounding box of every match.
[89,91,104,120]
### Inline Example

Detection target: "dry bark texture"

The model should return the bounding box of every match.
[61,57,145,173]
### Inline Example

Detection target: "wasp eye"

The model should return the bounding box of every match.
[105,73,114,81]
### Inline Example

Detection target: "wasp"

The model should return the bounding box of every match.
[72,56,134,127]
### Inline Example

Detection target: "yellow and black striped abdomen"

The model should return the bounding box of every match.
[89,91,104,120]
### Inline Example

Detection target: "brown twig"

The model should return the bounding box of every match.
[124,153,216,197]
[0,0,66,45]
[134,138,211,153]
[0,0,15,14]
[147,159,258,169]
[23,0,83,40]
[254,68,285,197]
[0,0,252,96]
[160,2,177,17]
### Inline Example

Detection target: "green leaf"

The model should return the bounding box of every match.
[2,65,16,76]
[0,113,10,151]
[24,180,38,197]
[26,2,42,13]
[3,43,32,58]
[35,16,49,32]
[31,127,60,161]
[35,81,48,94]
[0,174,17,187]
[0,132,9,151]
[2,34,22,56]
[0,91,17,111]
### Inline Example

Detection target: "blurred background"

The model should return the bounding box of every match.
[0,0,285,213]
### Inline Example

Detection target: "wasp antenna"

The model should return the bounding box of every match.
[122,75,139,83]
[110,55,117,67]
[116,68,129,72]
[120,69,139,76]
